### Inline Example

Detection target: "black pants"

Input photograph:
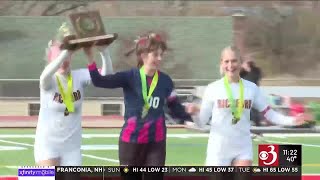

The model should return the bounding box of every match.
[119,140,166,180]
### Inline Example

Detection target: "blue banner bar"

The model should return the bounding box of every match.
[18,169,55,176]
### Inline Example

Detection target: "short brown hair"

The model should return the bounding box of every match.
[125,33,167,68]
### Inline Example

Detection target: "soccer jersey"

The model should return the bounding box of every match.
[35,69,91,151]
[199,78,295,152]
[88,63,192,144]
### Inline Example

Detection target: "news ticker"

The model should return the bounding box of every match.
[18,166,301,177]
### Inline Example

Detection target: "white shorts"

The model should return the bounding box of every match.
[34,145,82,166]
[205,137,253,166]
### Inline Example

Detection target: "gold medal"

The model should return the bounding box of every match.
[141,106,149,119]
[231,112,240,124]
[64,108,70,116]
[140,66,158,120]
[224,76,244,125]
[232,116,240,124]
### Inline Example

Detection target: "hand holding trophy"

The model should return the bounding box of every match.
[54,22,80,51]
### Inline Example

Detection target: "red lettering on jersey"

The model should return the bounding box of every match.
[244,100,249,109]
[217,99,252,109]
[225,99,230,108]
[53,90,82,103]
[73,90,81,101]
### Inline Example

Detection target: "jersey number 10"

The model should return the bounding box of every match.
[148,97,160,109]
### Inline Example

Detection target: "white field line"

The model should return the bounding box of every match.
[0,135,35,138]
[257,139,320,148]
[0,140,33,147]
[2,133,319,175]
[0,139,119,164]
[0,134,209,138]
[262,133,320,138]
[0,133,320,139]
[4,166,19,169]
[0,134,319,149]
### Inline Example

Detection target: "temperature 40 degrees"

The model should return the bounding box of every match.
[287,156,297,162]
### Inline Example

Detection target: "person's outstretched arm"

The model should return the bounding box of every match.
[85,47,129,89]
[97,46,113,76]
[166,78,193,124]
[198,85,214,128]
[82,46,115,87]
[253,87,312,126]
[40,45,71,91]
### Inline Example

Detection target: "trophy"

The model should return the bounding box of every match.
[65,10,117,48]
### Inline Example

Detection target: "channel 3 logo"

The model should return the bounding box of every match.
[258,144,279,166]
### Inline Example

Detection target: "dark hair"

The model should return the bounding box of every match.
[125,33,167,68]
[247,61,255,68]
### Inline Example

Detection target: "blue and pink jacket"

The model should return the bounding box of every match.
[88,63,192,144]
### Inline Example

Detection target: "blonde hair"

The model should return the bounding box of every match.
[219,45,242,76]
[55,22,72,43]
[44,22,72,62]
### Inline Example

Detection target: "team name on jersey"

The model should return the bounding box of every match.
[217,99,252,109]
[53,90,82,103]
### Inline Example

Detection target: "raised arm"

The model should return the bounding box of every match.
[253,87,311,126]
[87,62,129,89]
[97,46,114,76]
[81,46,115,87]
[198,85,214,128]
[40,45,71,90]
[83,47,128,89]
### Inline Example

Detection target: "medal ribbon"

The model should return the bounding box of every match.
[56,73,74,112]
[139,66,158,117]
[224,75,244,124]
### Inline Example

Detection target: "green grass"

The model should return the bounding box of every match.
[0,128,319,176]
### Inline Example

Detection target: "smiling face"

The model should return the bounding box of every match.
[141,48,164,71]
[220,46,242,80]
[135,33,167,70]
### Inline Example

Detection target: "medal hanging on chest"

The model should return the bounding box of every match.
[64,108,70,116]
[223,76,244,124]
[56,73,74,116]
[140,66,158,119]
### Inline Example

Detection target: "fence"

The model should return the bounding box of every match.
[0,78,319,116]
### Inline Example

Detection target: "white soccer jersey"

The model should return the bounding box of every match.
[200,78,266,146]
[198,78,295,164]
[34,69,91,152]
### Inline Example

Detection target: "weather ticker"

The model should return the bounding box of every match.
[17,144,302,180]
[17,165,301,180]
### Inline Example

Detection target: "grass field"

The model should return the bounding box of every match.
[0,128,319,176]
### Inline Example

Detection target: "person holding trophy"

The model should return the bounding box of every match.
[86,32,194,180]
[34,22,114,166]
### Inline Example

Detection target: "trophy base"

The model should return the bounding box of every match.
[69,33,118,47]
